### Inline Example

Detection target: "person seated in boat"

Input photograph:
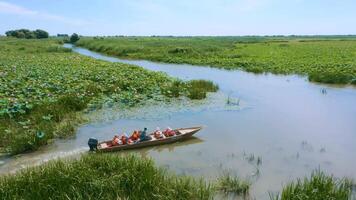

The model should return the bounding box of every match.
[139,127,151,142]
[163,127,175,137]
[112,135,120,146]
[120,133,128,145]
[154,127,163,139]
[127,138,134,144]
[130,130,140,141]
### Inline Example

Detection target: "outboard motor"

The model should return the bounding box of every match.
[88,137,98,151]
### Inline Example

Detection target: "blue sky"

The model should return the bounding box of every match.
[0,0,355,36]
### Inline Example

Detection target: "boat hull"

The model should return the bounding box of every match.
[97,127,202,152]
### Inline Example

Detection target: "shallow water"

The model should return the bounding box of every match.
[1,44,355,199]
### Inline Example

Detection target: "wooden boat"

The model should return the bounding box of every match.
[96,127,202,152]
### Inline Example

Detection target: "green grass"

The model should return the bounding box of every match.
[162,79,219,100]
[216,173,250,196]
[186,80,219,100]
[76,36,356,84]
[270,170,353,200]
[0,151,353,200]
[0,154,213,200]
[0,38,217,154]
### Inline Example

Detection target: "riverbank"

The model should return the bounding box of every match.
[0,154,213,200]
[0,153,353,200]
[76,36,356,85]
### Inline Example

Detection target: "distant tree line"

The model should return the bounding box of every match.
[5,29,49,39]
[57,34,69,37]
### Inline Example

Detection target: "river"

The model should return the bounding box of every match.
[1,44,355,199]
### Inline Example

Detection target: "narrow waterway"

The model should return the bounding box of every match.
[1,44,355,199]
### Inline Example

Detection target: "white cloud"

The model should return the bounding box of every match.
[0,1,90,26]
[0,1,37,15]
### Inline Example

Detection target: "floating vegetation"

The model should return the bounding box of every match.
[77,36,356,84]
[216,173,251,196]
[0,38,217,154]
[0,154,213,200]
[269,170,353,200]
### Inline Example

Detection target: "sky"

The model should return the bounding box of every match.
[0,0,355,36]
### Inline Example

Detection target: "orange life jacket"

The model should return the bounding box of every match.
[121,136,127,144]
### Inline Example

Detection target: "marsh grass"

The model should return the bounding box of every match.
[308,71,352,84]
[270,170,353,200]
[162,79,219,100]
[77,36,356,84]
[187,80,219,100]
[216,173,251,196]
[0,154,213,200]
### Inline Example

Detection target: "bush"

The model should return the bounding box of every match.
[70,33,80,43]
[5,29,49,39]
[34,29,49,39]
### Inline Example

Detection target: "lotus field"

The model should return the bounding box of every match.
[77,36,356,84]
[0,38,216,154]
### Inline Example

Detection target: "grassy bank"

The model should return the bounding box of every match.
[0,153,352,200]
[0,38,217,154]
[270,170,353,200]
[0,154,213,200]
[76,36,356,85]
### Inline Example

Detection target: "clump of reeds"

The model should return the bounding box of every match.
[270,170,353,200]
[0,154,213,200]
[186,80,219,100]
[216,173,250,196]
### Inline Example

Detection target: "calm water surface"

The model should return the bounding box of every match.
[1,44,355,199]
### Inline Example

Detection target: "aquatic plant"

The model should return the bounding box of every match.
[76,36,356,85]
[227,95,240,106]
[216,173,251,195]
[0,154,213,200]
[186,80,219,100]
[270,170,353,200]
[0,38,217,154]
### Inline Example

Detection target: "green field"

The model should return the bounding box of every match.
[0,38,216,154]
[77,36,356,84]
